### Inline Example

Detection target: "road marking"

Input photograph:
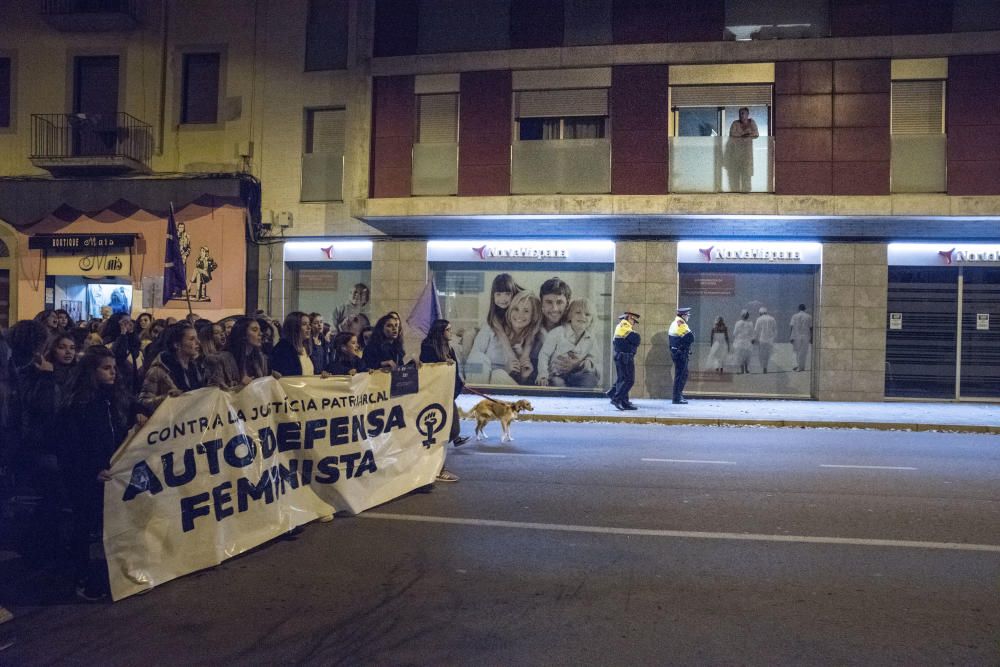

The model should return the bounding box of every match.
[472,452,567,458]
[820,464,918,471]
[363,513,1000,554]
[642,458,737,465]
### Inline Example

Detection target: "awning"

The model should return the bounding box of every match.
[0,173,258,229]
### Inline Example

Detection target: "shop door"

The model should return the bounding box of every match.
[73,56,119,156]
[885,267,958,399]
[959,267,1000,398]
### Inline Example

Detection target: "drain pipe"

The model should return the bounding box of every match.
[156,0,169,155]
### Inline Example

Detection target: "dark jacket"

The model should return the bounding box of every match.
[420,340,464,398]
[270,339,319,377]
[327,353,367,376]
[362,339,405,371]
[309,338,330,375]
[612,324,641,357]
[58,385,143,491]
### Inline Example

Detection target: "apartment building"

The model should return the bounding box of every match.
[1,0,998,402]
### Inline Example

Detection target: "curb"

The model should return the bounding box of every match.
[513,413,1000,435]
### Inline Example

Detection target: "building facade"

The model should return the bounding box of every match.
[1,0,998,402]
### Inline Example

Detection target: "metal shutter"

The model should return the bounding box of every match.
[891,80,945,135]
[670,84,772,108]
[308,108,345,154]
[418,94,458,143]
[516,88,608,118]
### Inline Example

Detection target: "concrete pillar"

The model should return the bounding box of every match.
[370,239,429,346]
[613,239,677,399]
[815,243,887,401]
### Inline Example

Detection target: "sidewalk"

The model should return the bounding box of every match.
[456,394,1000,434]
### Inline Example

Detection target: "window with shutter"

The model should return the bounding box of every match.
[891,80,945,135]
[417,94,458,144]
[514,89,608,140]
[302,108,346,201]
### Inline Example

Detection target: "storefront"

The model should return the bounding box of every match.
[676,240,822,398]
[886,243,1000,400]
[427,240,615,394]
[282,240,373,333]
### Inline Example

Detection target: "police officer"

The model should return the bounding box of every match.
[668,306,694,404]
[607,311,640,410]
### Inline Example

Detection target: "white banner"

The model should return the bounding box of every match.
[103,364,454,601]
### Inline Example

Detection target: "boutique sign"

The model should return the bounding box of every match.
[678,241,822,265]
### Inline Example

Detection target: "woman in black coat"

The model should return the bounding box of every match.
[58,347,147,600]
[270,311,320,377]
[420,319,470,454]
[326,331,367,375]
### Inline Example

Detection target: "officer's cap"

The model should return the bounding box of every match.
[618,311,640,320]
[676,307,692,315]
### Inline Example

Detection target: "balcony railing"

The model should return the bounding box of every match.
[31,112,152,174]
[41,0,139,30]
[412,143,458,196]
[669,136,774,193]
[511,139,611,194]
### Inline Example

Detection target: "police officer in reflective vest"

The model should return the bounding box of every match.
[668,307,694,404]
[608,311,640,410]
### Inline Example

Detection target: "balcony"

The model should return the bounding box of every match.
[669,136,774,193]
[31,113,152,176]
[412,143,458,196]
[41,0,139,31]
[511,139,611,195]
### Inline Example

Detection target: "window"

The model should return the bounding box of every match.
[724,0,829,40]
[0,58,10,128]
[301,107,345,201]
[417,93,458,143]
[890,79,945,193]
[305,0,349,71]
[515,89,608,140]
[181,53,220,124]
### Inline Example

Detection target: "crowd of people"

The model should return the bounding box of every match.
[0,307,469,601]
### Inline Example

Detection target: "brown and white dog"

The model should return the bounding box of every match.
[460,399,534,443]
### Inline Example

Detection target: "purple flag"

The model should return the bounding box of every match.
[163,207,186,305]
[406,277,442,336]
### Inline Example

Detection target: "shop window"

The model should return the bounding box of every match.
[305,0,349,71]
[724,0,829,40]
[676,248,818,400]
[0,57,10,128]
[301,107,345,202]
[890,79,945,193]
[431,259,614,394]
[284,264,371,334]
[413,93,459,195]
[670,84,773,193]
[181,53,220,124]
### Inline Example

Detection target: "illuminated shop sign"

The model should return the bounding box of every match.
[888,243,1000,266]
[677,241,822,265]
[283,240,373,263]
[29,234,135,250]
[427,240,615,263]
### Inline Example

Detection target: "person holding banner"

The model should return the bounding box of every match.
[327,331,366,375]
[205,317,270,389]
[58,347,148,601]
[271,312,322,377]
[363,312,407,371]
[138,323,206,410]
[420,319,471,450]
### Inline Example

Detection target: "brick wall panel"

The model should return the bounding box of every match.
[833,161,890,195]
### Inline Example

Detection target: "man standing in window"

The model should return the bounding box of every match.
[727,107,759,193]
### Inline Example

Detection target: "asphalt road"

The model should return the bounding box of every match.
[2,423,1000,665]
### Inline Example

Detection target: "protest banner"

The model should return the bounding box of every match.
[103,364,455,601]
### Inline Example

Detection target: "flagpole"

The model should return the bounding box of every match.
[170,202,195,319]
